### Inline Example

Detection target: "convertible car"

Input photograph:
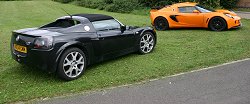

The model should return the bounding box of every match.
[11,14,156,80]
[150,2,241,31]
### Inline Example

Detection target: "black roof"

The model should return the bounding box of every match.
[73,14,114,22]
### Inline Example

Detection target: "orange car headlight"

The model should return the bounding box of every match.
[224,14,233,18]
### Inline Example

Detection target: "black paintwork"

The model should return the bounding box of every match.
[170,15,179,22]
[73,14,114,22]
[10,14,156,73]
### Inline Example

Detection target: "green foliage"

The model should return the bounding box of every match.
[53,0,239,13]
[0,0,30,1]
[199,0,220,9]
[75,0,104,9]
[74,0,142,13]
[220,0,239,9]
[52,0,74,3]
[105,0,141,13]
[103,0,113,4]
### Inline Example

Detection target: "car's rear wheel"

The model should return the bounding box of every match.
[209,17,227,31]
[154,17,169,31]
[138,32,156,54]
[57,48,86,81]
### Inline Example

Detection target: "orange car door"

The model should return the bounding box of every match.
[176,6,204,27]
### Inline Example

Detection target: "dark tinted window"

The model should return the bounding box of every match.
[92,19,121,31]
[41,19,80,28]
[178,6,197,13]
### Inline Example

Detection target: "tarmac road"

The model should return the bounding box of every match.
[37,58,250,104]
[236,11,250,19]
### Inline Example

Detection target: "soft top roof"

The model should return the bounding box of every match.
[73,14,114,22]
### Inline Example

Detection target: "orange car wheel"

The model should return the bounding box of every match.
[209,17,227,31]
[154,17,169,31]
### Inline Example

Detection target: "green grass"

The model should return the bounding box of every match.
[0,1,250,103]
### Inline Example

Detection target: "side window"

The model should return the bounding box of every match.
[41,19,81,28]
[178,6,197,13]
[92,19,121,31]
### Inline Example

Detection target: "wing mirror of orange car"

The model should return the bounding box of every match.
[193,10,200,13]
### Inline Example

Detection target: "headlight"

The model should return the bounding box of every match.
[224,14,233,18]
[34,36,53,50]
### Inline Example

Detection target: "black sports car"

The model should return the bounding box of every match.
[11,14,157,80]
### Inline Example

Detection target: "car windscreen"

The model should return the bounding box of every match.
[195,5,215,13]
[40,19,80,29]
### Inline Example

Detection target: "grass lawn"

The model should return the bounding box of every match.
[0,1,250,103]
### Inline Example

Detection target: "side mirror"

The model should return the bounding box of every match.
[121,25,126,33]
[193,10,200,13]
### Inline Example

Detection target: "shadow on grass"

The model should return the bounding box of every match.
[159,27,241,31]
[85,53,141,72]
[165,27,209,31]
[227,27,242,31]
[6,52,143,82]
[9,64,62,82]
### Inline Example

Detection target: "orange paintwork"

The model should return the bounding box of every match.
[150,2,241,29]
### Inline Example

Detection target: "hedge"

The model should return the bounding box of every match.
[53,0,239,13]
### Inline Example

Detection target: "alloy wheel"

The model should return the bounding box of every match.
[63,51,85,78]
[140,33,155,53]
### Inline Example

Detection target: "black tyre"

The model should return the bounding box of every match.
[138,32,156,54]
[57,48,86,81]
[209,17,227,31]
[154,17,169,31]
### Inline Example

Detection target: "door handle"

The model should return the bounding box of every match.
[97,34,104,40]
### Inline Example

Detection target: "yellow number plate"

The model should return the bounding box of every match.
[14,44,27,53]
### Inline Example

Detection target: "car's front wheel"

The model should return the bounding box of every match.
[138,32,156,54]
[209,17,227,31]
[57,48,86,81]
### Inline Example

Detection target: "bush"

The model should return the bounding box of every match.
[0,0,31,1]
[52,0,74,3]
[75,0,104,9]
[103,0,113,4]
[199,0,220,9]
[105,0,141,13]
[220,0,239,9]
[53,0,239,14]
[138,0,173,7]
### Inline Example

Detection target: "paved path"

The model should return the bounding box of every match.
[236,11,250,19]
[37,59,250,104]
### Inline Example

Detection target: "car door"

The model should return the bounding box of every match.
[97,29,122,55]
[119,27,136,51]
[176,6,204,27]
[92,19,136,57]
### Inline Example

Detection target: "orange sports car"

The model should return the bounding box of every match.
[150,2,241,31]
